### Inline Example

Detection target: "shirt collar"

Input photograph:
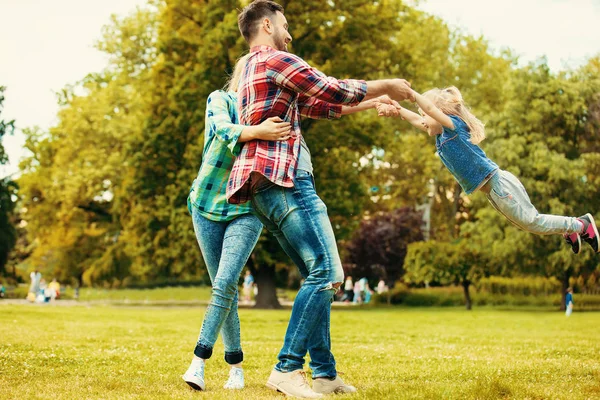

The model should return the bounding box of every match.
[250,44,276,53]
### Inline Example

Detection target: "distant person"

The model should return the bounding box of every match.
[243,270,255,304]
[359,277,368,300]
[36,279,48,303]
[376,279,388,295]
[29,269,41,296]
[342,276,354,302]
[353,280,362,304]
[565,287,574,317]
[49,278,60,300]
[363,282,373,304]
[0,284,5,299]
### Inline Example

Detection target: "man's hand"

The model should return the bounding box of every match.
[387,79,415,102]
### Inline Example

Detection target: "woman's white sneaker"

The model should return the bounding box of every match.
[223,367,244,389]
[182,358,206,391]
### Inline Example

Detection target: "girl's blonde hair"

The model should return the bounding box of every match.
[225,53,251,92]
[423,86,486,145]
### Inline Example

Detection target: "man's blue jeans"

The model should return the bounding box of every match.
[250,169,345,379]
[192,208,262,364]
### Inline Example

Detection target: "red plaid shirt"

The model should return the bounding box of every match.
[226,45,367,204]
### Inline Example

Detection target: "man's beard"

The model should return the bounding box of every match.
[274,29,287,52]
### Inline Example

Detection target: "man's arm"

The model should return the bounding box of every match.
[267,52,367,106]
[266,52,414,112]
[362,79,416,103]
[297,95,396,120]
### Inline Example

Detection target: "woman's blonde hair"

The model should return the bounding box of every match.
[225,53,251,93]
[423,86,486,145]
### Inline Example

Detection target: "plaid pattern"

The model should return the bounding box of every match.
[226,45,367,204]
[188,90,252,221]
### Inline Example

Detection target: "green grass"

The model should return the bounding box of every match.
[1,305,599,399]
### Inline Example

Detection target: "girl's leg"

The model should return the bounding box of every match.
[486,170,583,235]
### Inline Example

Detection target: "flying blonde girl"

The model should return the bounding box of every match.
[377,86,598,254]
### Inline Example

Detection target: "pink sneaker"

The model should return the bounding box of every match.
[578,213,599,253]
[563,232,581,254]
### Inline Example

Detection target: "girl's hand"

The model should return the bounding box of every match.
[256,117,292,141]
[375,100,402,118]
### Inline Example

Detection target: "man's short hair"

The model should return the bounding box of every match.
[238,0,284,43]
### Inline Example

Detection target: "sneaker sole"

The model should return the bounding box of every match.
[183,376,205,391]
[584,213,600,253]
[573,234,581,254]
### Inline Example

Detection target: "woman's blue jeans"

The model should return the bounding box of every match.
[191,208,262,364]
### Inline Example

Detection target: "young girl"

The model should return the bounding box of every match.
[377,86,599,254]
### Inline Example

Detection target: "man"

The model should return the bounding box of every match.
[229,1,414,397]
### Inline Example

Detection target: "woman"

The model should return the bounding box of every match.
[182,54,291,391]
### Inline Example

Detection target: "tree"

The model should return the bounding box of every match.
[405,239,488,310]
[345,207,424,286]
[17,6,162,286]
[0,86,17,277]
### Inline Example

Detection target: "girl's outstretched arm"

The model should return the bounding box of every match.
[412,90,454,129]
[341,95,397,115]
[375,101,427,132]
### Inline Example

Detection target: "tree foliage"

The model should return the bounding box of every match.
[12,1,600,311]
[0,86,17,276]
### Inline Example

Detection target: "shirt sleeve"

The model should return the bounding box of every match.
[265,52,367,107]
[297,94,342,120]
[206,91,244,156]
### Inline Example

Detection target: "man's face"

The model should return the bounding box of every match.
[272,11,292,51]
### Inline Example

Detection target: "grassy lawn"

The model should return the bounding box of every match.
[1,305,599,399]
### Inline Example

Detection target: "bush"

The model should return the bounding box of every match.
[376,281,600,310]
[478,276,561,297]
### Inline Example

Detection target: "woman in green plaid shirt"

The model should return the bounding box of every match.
[183,54,292,392]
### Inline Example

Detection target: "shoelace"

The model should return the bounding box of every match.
[225,369,243,387]
[193,363,205,378]
[564,234,574,244]
[294,370,310,387]
[228,369,243,379]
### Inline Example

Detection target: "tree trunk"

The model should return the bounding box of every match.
[247,257,281,309]
[462,279,472,310]
[452,182,462,238]
[560,269,572,311]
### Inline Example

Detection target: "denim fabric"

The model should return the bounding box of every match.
[436,115,499,194]
[297,137,314,174]
[250,169,344,379]
[192,208,263,364]
[485,170,581,235]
